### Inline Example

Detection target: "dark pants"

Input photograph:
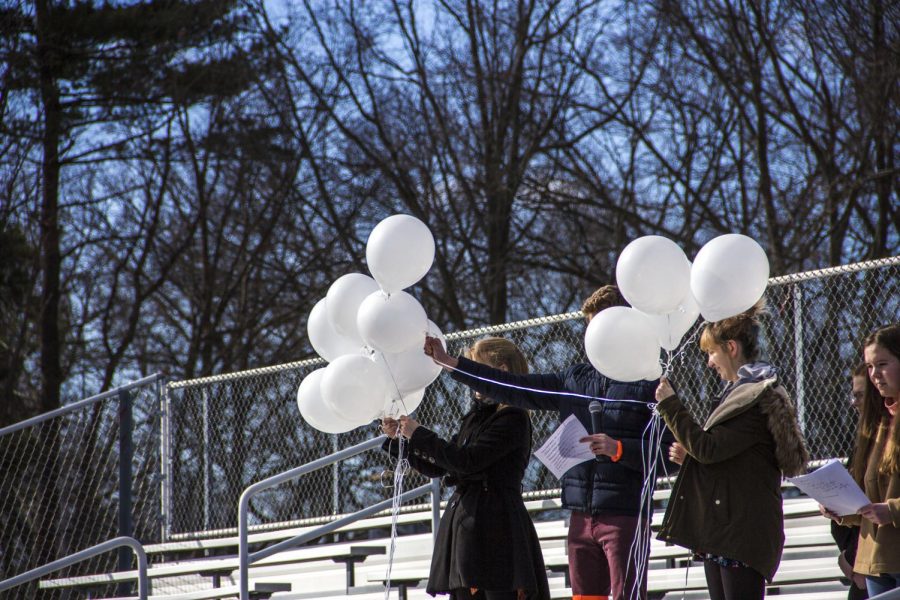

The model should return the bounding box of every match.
[703,559,765,600]
[454,589,519,600]
[568,511,648,600]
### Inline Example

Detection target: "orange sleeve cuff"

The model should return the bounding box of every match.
[611,440,623,462]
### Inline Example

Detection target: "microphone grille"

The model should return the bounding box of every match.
[589,400,602,413]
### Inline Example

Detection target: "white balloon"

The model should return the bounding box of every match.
[325,273,380,342]
[296,368,363,434]
[307,298,362,361]
[366,214,436,292]
[584,307,661,382]
[321,354,389,423]
[383,386,427,418]
[691,234,769,322]
[374,320,445,396]
[356,290,428,354]
[642,361,664,381]
[616,236,691,315]
[643,289,701,351]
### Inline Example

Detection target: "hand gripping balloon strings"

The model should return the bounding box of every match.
[432,357,657,408]
[624,407,667,600]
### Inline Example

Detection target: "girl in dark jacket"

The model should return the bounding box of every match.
[653,302,809,600]
[381,337,550,600]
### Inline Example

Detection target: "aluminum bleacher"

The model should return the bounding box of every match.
[34,492,853,600]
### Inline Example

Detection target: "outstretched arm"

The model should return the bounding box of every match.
[425,336,571,411]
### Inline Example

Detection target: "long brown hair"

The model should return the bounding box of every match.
[699,299,766,360]
[850,323,900,480]
[467,337,528,375]
[466,337,529,410]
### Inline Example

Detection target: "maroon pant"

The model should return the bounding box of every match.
[567,511,648,600]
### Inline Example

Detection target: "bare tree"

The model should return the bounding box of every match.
[618,0,898,272]
[250,0,627,326]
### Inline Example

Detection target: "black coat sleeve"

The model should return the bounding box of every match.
[407,409,529,477]
[381,435,448,478]
[450,357,571,411]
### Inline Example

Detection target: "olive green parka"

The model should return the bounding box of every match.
[656,377,809,581]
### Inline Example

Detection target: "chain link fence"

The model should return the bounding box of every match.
[0,375,163,599]
[164,257,899,539]
[0,257,897,598]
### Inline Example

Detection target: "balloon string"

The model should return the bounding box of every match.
[624,409,666,599]
[433,358,654,407]
[384,435,409,599]
[374,349,412,417]
[660,323,706,379]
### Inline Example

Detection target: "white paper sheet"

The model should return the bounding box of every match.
[534,414,596,480]
[787,458,871,516]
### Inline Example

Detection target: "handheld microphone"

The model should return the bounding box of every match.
[589,401,603,461]
[589,401,603,433]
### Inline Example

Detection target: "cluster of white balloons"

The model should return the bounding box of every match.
[585,233,770,382]
[297,215,446,434]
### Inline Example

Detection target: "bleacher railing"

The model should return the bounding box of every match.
[0,537,149,600]
[236,434,439,600]
[0,374,162,599]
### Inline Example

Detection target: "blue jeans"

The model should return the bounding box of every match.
[866,573,900,596]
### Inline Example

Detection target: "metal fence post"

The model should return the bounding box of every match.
[332,435,339,515]
[161,380,172,542]
[118,388,134,596]
[202,387,211,531]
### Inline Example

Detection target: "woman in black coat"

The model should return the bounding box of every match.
[382,337,550,600]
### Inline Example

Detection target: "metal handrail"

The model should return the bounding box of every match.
[0,536,149,599]
[237,434,440,600]
[0,373,163,438]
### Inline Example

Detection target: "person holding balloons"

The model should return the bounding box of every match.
[823,323,900,595]
[425,285,677,600]
[381,337,550,600]
[652,301,809,600]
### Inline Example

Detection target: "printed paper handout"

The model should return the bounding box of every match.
[534,414,595,480]
[787,458,870,516]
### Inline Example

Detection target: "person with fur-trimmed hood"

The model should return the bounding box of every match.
[653,301,809,600]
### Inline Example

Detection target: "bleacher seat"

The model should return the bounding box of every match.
[37,490,850,600]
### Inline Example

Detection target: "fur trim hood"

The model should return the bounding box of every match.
[705,377,809,477]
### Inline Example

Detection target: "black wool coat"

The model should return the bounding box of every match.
[384,402,550,599]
